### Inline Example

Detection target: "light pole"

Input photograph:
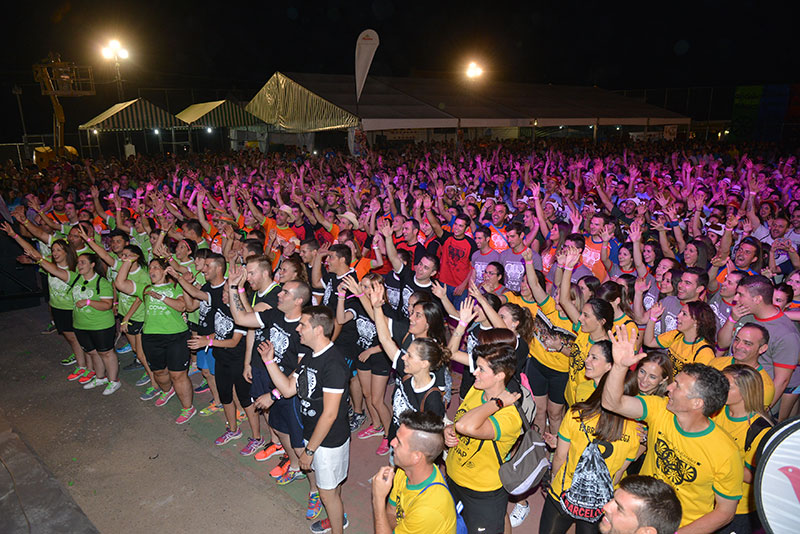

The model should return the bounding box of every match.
[101,39,129,102]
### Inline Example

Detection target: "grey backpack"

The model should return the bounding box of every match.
[559,422,614,523]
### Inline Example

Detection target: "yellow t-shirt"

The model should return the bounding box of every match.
[711,407,771,515]
[388,465,457,534]
[445,386,522,492]
[504,292,540,317]
[565,327,601,407]
[655,331,715,376]
[710,357,775,407]
[575,379,597,404]
[637,395,743,527]
[614,313,639,347]
[549,411,640,500]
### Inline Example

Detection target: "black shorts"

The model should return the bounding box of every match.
[126,320,144,336]
[355,351,391,376]
[269,396,305,449]
[51,307,74,334]
[75,326,116,353]
[446,476,508,534]
[525,357,567,405]
[249,365,275,400]
[141,331,191,372]
[215,356,252,408]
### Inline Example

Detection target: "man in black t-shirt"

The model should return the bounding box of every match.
[260,306,351,534]
[380,221,438,318]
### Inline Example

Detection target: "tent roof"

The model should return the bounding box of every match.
[246,72,690,132]
[79,98,184,132]
[176,100,264,128]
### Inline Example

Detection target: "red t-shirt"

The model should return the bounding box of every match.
[437,232,478,286]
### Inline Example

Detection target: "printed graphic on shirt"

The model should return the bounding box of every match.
[654,438,697,485]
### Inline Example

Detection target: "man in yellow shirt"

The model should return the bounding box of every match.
[603,327,742,532]
[372,411,456,534]
[710,323,775,407]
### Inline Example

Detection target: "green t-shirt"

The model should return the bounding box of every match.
[187,268,205,325]
[71,273,115,331]
[131,230,152,261]
[118,265,150,322]
[49,269,79,311]
[143,283,188,335]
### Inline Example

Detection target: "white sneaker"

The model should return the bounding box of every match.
[83,377,109,390]
[102,380,122,396]
[509,501,530,528]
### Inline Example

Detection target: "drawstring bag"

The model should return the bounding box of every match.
[417,481,468,534]
[559,422,614,523]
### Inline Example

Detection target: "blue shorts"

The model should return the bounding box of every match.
[196,347,215,375]
[249,365,274,400]
[269,396,305,449]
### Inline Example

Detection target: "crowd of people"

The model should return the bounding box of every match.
[2,137,798,534]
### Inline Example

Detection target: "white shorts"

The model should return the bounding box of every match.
[310,438,350,490]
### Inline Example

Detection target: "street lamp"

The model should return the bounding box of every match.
[101,39,129,101]
[466,61,483,79]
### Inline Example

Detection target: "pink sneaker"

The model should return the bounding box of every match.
[376,437,390,456]
[154,387,175,407]
[357,424,384,440]
[175,406,196,425]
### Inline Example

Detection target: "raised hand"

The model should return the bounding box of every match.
[458,298,478,325]
[648,302,665,321]
[609,324,646,368]
[634,276,652,293]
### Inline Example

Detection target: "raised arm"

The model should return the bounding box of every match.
[558,247,582,324]
[602,324,647,418]
[369,285,400,360]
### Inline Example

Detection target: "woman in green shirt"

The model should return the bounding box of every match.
[114,245,158,400]
[1,223,88,380]
[140,258,196,424]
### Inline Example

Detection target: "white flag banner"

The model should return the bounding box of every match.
[355,29,379,104]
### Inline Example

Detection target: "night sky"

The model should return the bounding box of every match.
[2,0,797,142]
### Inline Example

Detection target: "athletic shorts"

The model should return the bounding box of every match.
[310,438,350,490]
[355,352,391,376]
[269,396,304,449]
[117,314,143,336]
[249,365,274,400]
[141,331,191,372]
[51,307,74,334]
[447,476,508,534]
[196,347,216,374]
[525,357,567,405]
[75,326,116,353]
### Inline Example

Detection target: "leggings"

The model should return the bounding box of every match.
[538,494,598,534]
[215,357,252,408]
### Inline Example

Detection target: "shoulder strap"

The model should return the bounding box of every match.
[67,274,80,291]
[693,343,713,361]
[745,416,772,452]
[419,386,441,413]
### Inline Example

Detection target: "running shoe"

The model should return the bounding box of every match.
[41,322,57,335]
[77,370,96,385]
[255,442,284,462]
[276,468,306,485]
[375,438,390,456]
[175,406,197,425]
[140,386,160,401]
[349,411,367,433]
[154,387,175,407]
[83,376,109,390]
[135,373,150,387]
[67,367,86,381]
[199,403,223,416]
[240,437,266,456]
[117,342,132,354]
[306,492,322,520]
[194,379,210,394]
[215,427,243,445]
[269,455,291,478]
[102,380,122,396]
[509,501,530,528]
[310,514,348,534]
[187,362,200,376]
[357,424,384,439]
[123,359,144,371]
[60,353,76,366]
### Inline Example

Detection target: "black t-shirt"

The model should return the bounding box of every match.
[344,299,382,357]
[211,305,247,362]
[384,269,405,320]
[254,308,307,376]
[395,264,435,318]
[388,352,446,441]
[294,343,351,447]
[197,280,226,335]
[252,282,281,311]
[321,269,359,349]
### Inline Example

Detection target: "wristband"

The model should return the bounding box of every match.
[728,315,738,323]
[264,359,274,365]
[85,299,91,307]
[238,287,246,294]
[208,336,214,347]
[457,320,469,328]
[337,292,346,298]
[491,397,504,409]
[354,292,365,298]
[121,320,130,326]
[271,388,282,400]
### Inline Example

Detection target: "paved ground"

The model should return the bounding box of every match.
[0,303,547,533]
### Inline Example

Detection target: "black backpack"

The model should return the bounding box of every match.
[558,422,614,523]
